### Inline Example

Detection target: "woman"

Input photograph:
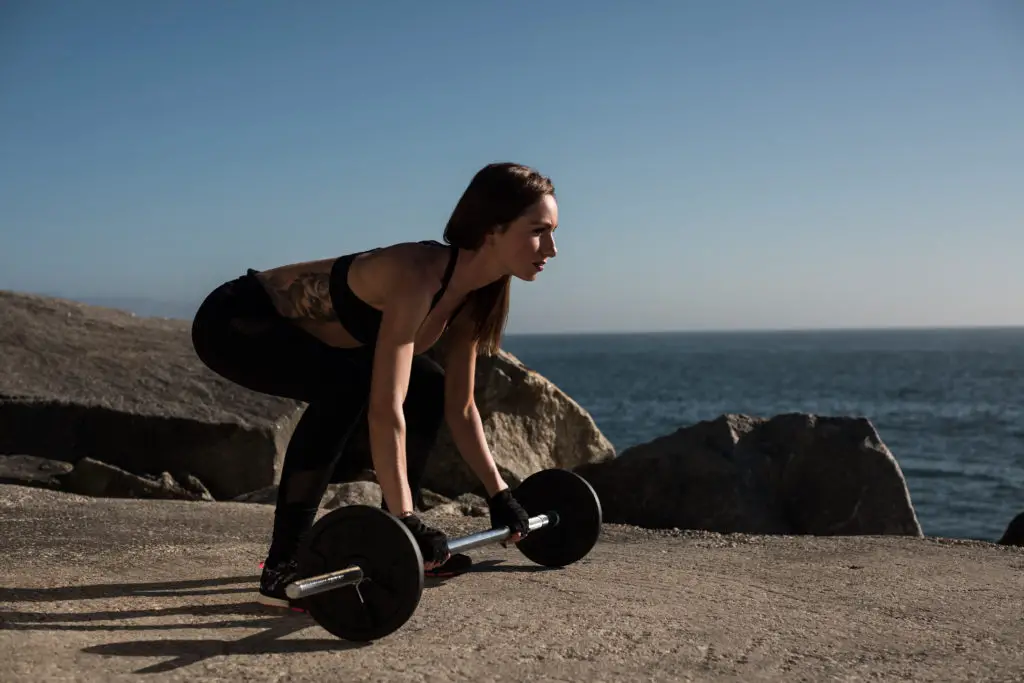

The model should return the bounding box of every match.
[191,162,558,608]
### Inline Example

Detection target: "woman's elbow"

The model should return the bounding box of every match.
[444,396,475,422]
[367,403,405,433]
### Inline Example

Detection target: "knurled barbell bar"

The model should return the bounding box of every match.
[285,467,603,642]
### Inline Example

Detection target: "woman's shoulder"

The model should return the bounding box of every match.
[371,239,451,274]
[347,239,453,299]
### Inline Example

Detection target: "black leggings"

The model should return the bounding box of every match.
[191,270,445,564]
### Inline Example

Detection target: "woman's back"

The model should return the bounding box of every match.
[252,241,462,353]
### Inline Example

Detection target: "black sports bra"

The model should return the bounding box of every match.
[328,240,463,346]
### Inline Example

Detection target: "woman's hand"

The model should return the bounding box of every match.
[486,488,531,545]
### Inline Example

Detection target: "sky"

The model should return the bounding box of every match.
[1,0,1022,334]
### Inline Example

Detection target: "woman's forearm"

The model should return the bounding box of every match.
[445,402,508,497]
[367,409,415,516]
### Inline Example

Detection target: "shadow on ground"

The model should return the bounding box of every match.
[80,620,364,675]
[0,558,562,674]
[0,573,363,673]
[0,574,260,603]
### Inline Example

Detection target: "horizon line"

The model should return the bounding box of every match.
[4,288,1022,336]
[503,324,1024,337]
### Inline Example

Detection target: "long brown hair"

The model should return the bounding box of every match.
[443,162,555,355]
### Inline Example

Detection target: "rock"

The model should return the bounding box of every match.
[339,347,615,498]
[179,473,215,501]
[231,486,279,504]
[418,491,488,517]
[62,457,210,501]
[322,481,382,510]
[420,489,453,510]
[229,481,485,519]
[575,413,922,537]
[0,454,73,490]
[451,493,488,517]
[231,481,383,510]
[0,290,304,499]
[997,511,1023,547]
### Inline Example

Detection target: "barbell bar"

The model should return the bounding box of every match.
[286,467,603,642]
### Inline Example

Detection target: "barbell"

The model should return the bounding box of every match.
[285,468,603,641]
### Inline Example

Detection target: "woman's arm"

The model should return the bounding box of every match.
[442,313,509,497]
[369,269,437,517]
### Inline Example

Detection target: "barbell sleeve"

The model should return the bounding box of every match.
[285,564,364,600]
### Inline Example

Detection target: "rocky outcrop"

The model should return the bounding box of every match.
[998,511,1023,547]
[0,454,73,490]
[232,480,383,509]
[0,290,303,499]
[61,457,214,501]
[575,413,923,537]
[2,290,613,501]
[0,454,215,501]
[338,347,616,497]
[232,478,488,517]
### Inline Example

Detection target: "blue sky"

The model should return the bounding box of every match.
[2,0,1022,333]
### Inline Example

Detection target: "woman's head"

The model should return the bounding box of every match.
[443,162,557,354]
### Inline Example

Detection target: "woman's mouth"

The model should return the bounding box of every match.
[532,261,545,272]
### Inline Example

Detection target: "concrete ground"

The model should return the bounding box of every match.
[1,484,1022,682]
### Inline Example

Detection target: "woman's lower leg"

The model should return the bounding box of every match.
[265,399,366,566]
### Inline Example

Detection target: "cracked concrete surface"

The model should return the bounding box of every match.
[1,485,1022,682]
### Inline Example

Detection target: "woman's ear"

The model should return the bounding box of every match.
[484,223,510,244]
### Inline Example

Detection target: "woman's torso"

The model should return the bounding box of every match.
[251,241,463,355]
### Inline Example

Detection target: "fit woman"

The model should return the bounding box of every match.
[191,162,558,607]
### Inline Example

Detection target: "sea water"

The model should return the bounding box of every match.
[503,328,1024,542]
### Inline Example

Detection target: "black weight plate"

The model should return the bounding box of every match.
[513,468,602,567]
[294,505,424,641]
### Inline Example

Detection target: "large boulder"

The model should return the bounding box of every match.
[425,348,616,496]
[0,290,303,500]
[338,347,616,498]
[575,413,922,536]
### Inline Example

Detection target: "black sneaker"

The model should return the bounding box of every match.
[257,557,304,610]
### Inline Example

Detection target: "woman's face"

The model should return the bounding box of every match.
[491,194,558,282]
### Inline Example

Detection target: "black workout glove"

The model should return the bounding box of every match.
[487,488,531,539]
[398,514,450,565]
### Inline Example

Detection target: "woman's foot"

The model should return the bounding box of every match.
[257,557,306,611]
[425,553,473,578]
[257,550,472,610]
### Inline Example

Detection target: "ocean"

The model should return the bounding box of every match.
[501,328,1024,543]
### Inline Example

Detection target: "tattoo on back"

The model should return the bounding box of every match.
[267,272,338,321]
